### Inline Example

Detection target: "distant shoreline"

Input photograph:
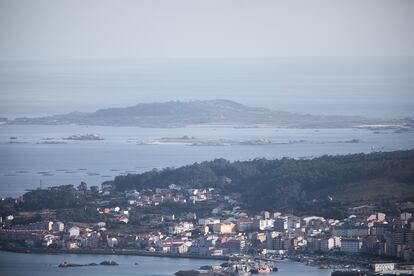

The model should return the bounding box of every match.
[4,100,412,130]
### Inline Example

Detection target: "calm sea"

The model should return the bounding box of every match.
[0,251,332,276]
[0,124,413,198]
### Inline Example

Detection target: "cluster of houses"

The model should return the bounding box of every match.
[125,185,214,207]
[1,184,414,266]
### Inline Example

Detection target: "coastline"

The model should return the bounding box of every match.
[0,247,230,261]
[0,246,371,270]
[0,249,338,276]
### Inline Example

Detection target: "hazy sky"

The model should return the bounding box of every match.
[1,0,414,59]
[0,1,413,118]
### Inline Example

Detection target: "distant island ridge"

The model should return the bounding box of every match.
[4,99,414,129]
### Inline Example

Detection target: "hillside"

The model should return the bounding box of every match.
[8,99,412,128]
[111,150,414,218]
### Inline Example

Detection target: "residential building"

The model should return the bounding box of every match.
[341,238,362,253]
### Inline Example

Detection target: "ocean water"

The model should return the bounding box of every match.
[0,251,332,276]
[0,124,413,198]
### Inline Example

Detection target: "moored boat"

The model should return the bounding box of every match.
[250,267,272,274]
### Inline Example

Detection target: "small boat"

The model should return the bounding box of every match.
[59,262,82,268]
[258,267,272,274]
[16,170,29,173]
[99,261,118,266]
[250,267,272,274]
[87,172,100,176]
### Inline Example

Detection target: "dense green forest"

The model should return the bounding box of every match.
[6,150,413,219]
[113,150,414,216]
[21,185,86,210]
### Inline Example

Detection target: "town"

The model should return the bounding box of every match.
[1,180,413,275]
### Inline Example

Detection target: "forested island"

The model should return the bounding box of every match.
[6,100,414,129]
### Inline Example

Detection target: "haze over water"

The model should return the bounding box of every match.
[1,57,413,118]
[1,56,414,197]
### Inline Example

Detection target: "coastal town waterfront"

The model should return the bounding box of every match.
[1,152,414,275]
